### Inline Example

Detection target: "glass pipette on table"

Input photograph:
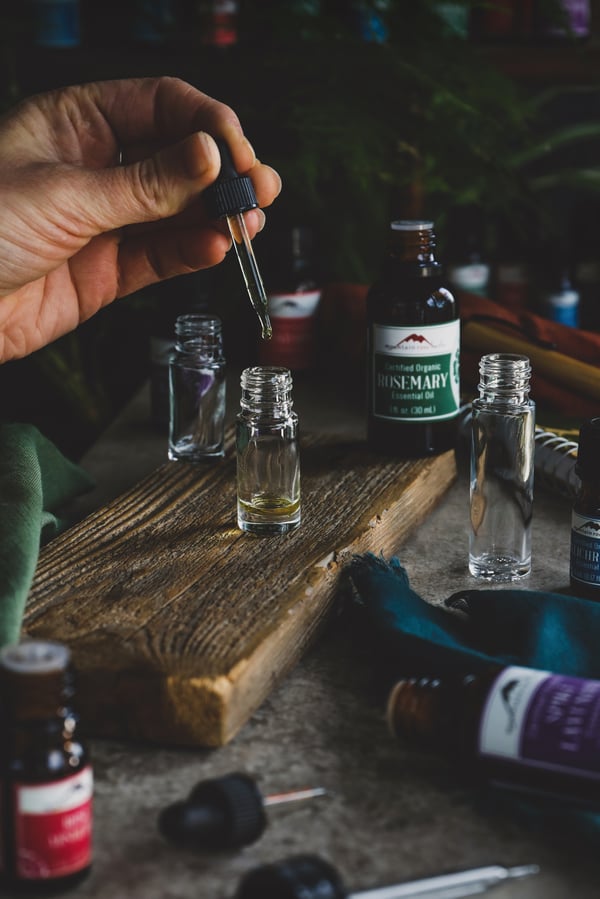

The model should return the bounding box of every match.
[236,857,540,899]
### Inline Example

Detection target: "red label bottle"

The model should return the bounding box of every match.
[0,641,92,891]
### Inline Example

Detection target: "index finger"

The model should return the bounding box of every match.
[89,76,255,172]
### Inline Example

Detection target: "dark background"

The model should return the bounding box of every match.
[1,0,599,457]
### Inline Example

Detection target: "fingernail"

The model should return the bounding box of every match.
[195,132,220,176]
[240,136,256,166]
[265,164,282,197]
[245,208,265,234]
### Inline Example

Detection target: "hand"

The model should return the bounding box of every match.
[0,77,281,361]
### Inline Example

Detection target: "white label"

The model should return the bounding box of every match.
[266,289,321,319]
[17,768,93,815]
[479,666,550,758]
[372,318,459,358]
[371,318,460,422]
[448,263,490,293]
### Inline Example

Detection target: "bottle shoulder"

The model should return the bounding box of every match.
[236,409,298,426]
[5,743,89,782]
[170,352,226,368]
[573,484,600,517]
[367,278,458,324]
[472,398,535,415]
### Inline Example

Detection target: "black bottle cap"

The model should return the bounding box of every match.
[576,417,600,480]
[203,139,258,219]
[235,855,347,899]
[158,773,266,850]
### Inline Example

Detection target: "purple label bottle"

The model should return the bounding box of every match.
[388,663,600,804]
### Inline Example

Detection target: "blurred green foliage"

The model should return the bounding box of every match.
[231,0,600,280]
[0,0,599,456]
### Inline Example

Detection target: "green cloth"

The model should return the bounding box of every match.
[345,553,600,680]
[0,423,94,648]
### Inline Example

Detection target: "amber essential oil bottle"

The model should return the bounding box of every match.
[367,220,460,457]
[388,665,600,805]
[0,641,92,893]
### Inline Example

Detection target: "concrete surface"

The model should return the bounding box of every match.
[17,374,600,899]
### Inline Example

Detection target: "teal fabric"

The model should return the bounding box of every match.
[345,553,600,679]
[345,553,600,837]
[0,423,94,648]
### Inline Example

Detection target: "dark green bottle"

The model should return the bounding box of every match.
[570,417,600,600]
[367,220,460,457]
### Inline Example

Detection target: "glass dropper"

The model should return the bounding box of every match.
[203,138,272,340]
[236,858,540,899]
[226,210,272,339]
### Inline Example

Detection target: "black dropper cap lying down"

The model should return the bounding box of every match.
[237,855,346,899]
[158,772,327,852]
[159,773,266,850]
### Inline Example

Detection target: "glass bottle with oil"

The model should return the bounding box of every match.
[236,366,300,535]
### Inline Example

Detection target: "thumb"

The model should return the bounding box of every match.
[83,131,222,231]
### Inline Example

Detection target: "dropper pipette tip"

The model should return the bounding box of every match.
[226,212,272,340]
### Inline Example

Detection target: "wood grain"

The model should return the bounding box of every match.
[25,433,456,747]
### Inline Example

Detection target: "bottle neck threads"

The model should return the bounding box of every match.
[389,219,436,264]
[240,366,294,416]
[477,353,531,405]
[174,314,224,360]
[0,641,73,721]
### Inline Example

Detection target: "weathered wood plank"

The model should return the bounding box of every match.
[25,434,456,747]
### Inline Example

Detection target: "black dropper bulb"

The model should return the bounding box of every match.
[158,773,266,851]
[203,139,258,219]
[158,773,326,852]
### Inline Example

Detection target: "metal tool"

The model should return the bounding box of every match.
[235,855,540,899]
[158,773,326,850]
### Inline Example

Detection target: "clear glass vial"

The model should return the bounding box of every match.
[168,313,226,462]
[469,353,535,581]
[236,366,301,535]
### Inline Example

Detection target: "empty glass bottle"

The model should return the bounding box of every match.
[236,366,300,535]
[168,313,226,462]
[469,353,535,581]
